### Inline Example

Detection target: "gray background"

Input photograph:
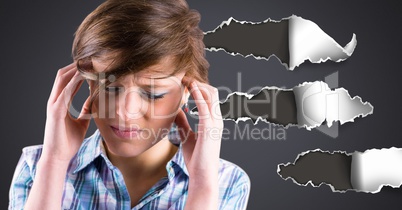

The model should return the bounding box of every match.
[1,0,401,209]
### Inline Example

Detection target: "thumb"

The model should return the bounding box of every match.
[174,109,196,144]
[78,96,92,121]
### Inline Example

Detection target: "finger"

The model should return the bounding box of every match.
[192,81,223,122]
[194,81,212,105]
[49,63,76,97]
[175,110,199,146]
[181,75,194,88]
[188,81,210,120]
[175,109,196,165]
[55,71,85,112]
[180,76,192,101]
[49,64,77,104]
[78,96,92,120]
[174,109,193,135]
[68,74,85,110]
[71,79,84,99]
[207,86,222,122]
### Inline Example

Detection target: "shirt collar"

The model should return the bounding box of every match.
[73,129,103,174]
[167,143,189,178]
[73,128,189,177]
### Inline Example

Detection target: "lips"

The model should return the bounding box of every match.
[110,125,142,139]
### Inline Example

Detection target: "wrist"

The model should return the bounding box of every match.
[37,156,71,171]
[186,181,219,210]
[188,177,219,193]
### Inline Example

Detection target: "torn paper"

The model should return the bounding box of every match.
[277,149,353,192]
[351,148,402,193]
[190,81,373,130]
[204,15,357,70]
[293,81,373,130]
[278,148,402,193]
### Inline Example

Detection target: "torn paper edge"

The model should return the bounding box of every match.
[204,16,293,69]
[293,81,374,130]
[351,147,402,194]
[191,81,373,131]
[277,148,354,193]
[190,85,299,129]
[288,15,357,69]
[204,15,357,70]
[278,147,402,193]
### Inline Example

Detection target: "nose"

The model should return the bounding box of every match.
[116,88,148,121]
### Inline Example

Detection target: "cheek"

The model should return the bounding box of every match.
[148,91,182,119]
[144,105,176,140]
[90,99,108,129]
[90,93,117,118]
[150,102,178,119]
[90,96,106,118]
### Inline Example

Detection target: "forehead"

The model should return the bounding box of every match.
[92,56,178,78]
[90,56,185,86]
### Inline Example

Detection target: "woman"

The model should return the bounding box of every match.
[9,0,250,209]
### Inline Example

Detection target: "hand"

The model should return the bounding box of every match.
[174,78,223,186]
[41,63,91,163]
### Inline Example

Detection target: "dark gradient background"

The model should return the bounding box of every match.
[1,0,402,209]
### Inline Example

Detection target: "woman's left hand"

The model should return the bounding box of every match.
[174,78,223,209]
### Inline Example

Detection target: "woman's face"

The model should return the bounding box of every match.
[90,57,186,157]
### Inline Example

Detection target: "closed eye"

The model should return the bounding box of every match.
[105,86,124,93]
[140,90,166,100]
[105,86,166,100]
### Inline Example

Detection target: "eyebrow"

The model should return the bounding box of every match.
[140,75,172,80]
[139,67,179,79]
[138,84,170,90]
[135,79,172,88]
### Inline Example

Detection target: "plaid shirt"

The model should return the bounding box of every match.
[9,129,250,209]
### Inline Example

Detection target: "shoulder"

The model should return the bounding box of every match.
[22,144,43,156]
[16,130,102,177]
[217,158,251,209]
[9,145,43,208]
[18,145,43,178]
[218,158,251,188]
[10,145,43,180]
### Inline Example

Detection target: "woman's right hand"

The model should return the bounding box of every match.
[24,63,91,209]
[40,63,91,164]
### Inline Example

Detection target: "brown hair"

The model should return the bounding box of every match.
[72,0,209,108]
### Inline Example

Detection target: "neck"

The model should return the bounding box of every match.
[104,137,178,180]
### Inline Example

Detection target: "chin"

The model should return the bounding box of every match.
[108,145,145,158]
[102,136,153,157]
[96,127,152,157]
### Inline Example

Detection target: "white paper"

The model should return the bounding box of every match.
[278,148,402,193]
[289,15,357,69]
[204,15,357,70]
[293,81,373,130]
[351,147,402,193]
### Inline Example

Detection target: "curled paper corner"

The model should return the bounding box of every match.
[293,81,374,131]
[351,147,402,193]
[288,15,357,70]
[190,81,373,131]
[277,149,353,193]
[203,15,357,70]
[278,148,402,193]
